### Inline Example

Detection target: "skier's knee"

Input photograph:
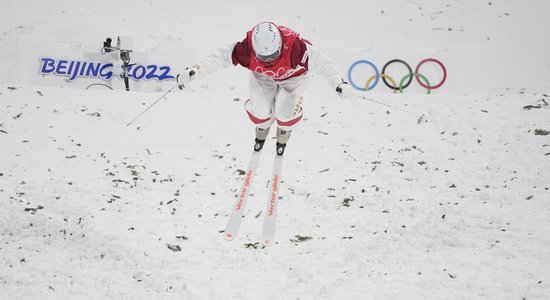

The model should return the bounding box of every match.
[276,115,302,131]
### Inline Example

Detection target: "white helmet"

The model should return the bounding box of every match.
[251,22,282,63]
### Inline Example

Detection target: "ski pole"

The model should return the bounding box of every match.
[126,83,178,126]
[354,94,425,121]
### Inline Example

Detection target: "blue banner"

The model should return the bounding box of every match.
[39,57,175,81]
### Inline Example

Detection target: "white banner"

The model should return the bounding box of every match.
[3,33,193,92]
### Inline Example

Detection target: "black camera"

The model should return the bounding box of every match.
[103,38,113,52]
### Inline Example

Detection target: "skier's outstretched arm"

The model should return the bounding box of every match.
[176,42,238,89]
[307,44,355,98]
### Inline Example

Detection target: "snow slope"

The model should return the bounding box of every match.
[1,0,550,299]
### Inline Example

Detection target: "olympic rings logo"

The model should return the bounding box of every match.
[347,58,447,94]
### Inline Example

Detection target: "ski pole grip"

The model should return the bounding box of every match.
[336,80,348,93]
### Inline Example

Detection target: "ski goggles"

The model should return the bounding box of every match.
[256,49,280,63]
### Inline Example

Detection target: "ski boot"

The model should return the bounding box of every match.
[254,127,270,152]
[276,128,291,156]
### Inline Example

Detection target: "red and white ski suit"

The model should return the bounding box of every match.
[193,24,344,130]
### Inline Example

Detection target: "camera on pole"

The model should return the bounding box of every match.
[101,36,134,91]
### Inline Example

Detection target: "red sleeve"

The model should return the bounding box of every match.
[290,38,310,70]
[231,36,251,68]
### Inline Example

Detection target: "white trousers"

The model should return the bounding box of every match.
[244,72,312,131]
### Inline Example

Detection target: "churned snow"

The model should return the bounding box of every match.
[1,0,549,299]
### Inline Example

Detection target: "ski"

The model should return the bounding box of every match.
[260,154,284,247]
[224,149,262,240]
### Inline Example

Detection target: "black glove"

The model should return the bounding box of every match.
[336,81,355,98]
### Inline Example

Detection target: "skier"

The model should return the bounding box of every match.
[177,22,355,155]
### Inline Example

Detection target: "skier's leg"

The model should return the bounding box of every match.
[272,74,312,155]
[245,73,279,151]
[274,74,312,132]
[244,72,278,129]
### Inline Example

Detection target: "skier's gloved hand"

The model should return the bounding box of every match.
[177,65,199,90]
[336,81,355,99]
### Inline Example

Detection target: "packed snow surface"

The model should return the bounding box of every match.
[1,0,549,299]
